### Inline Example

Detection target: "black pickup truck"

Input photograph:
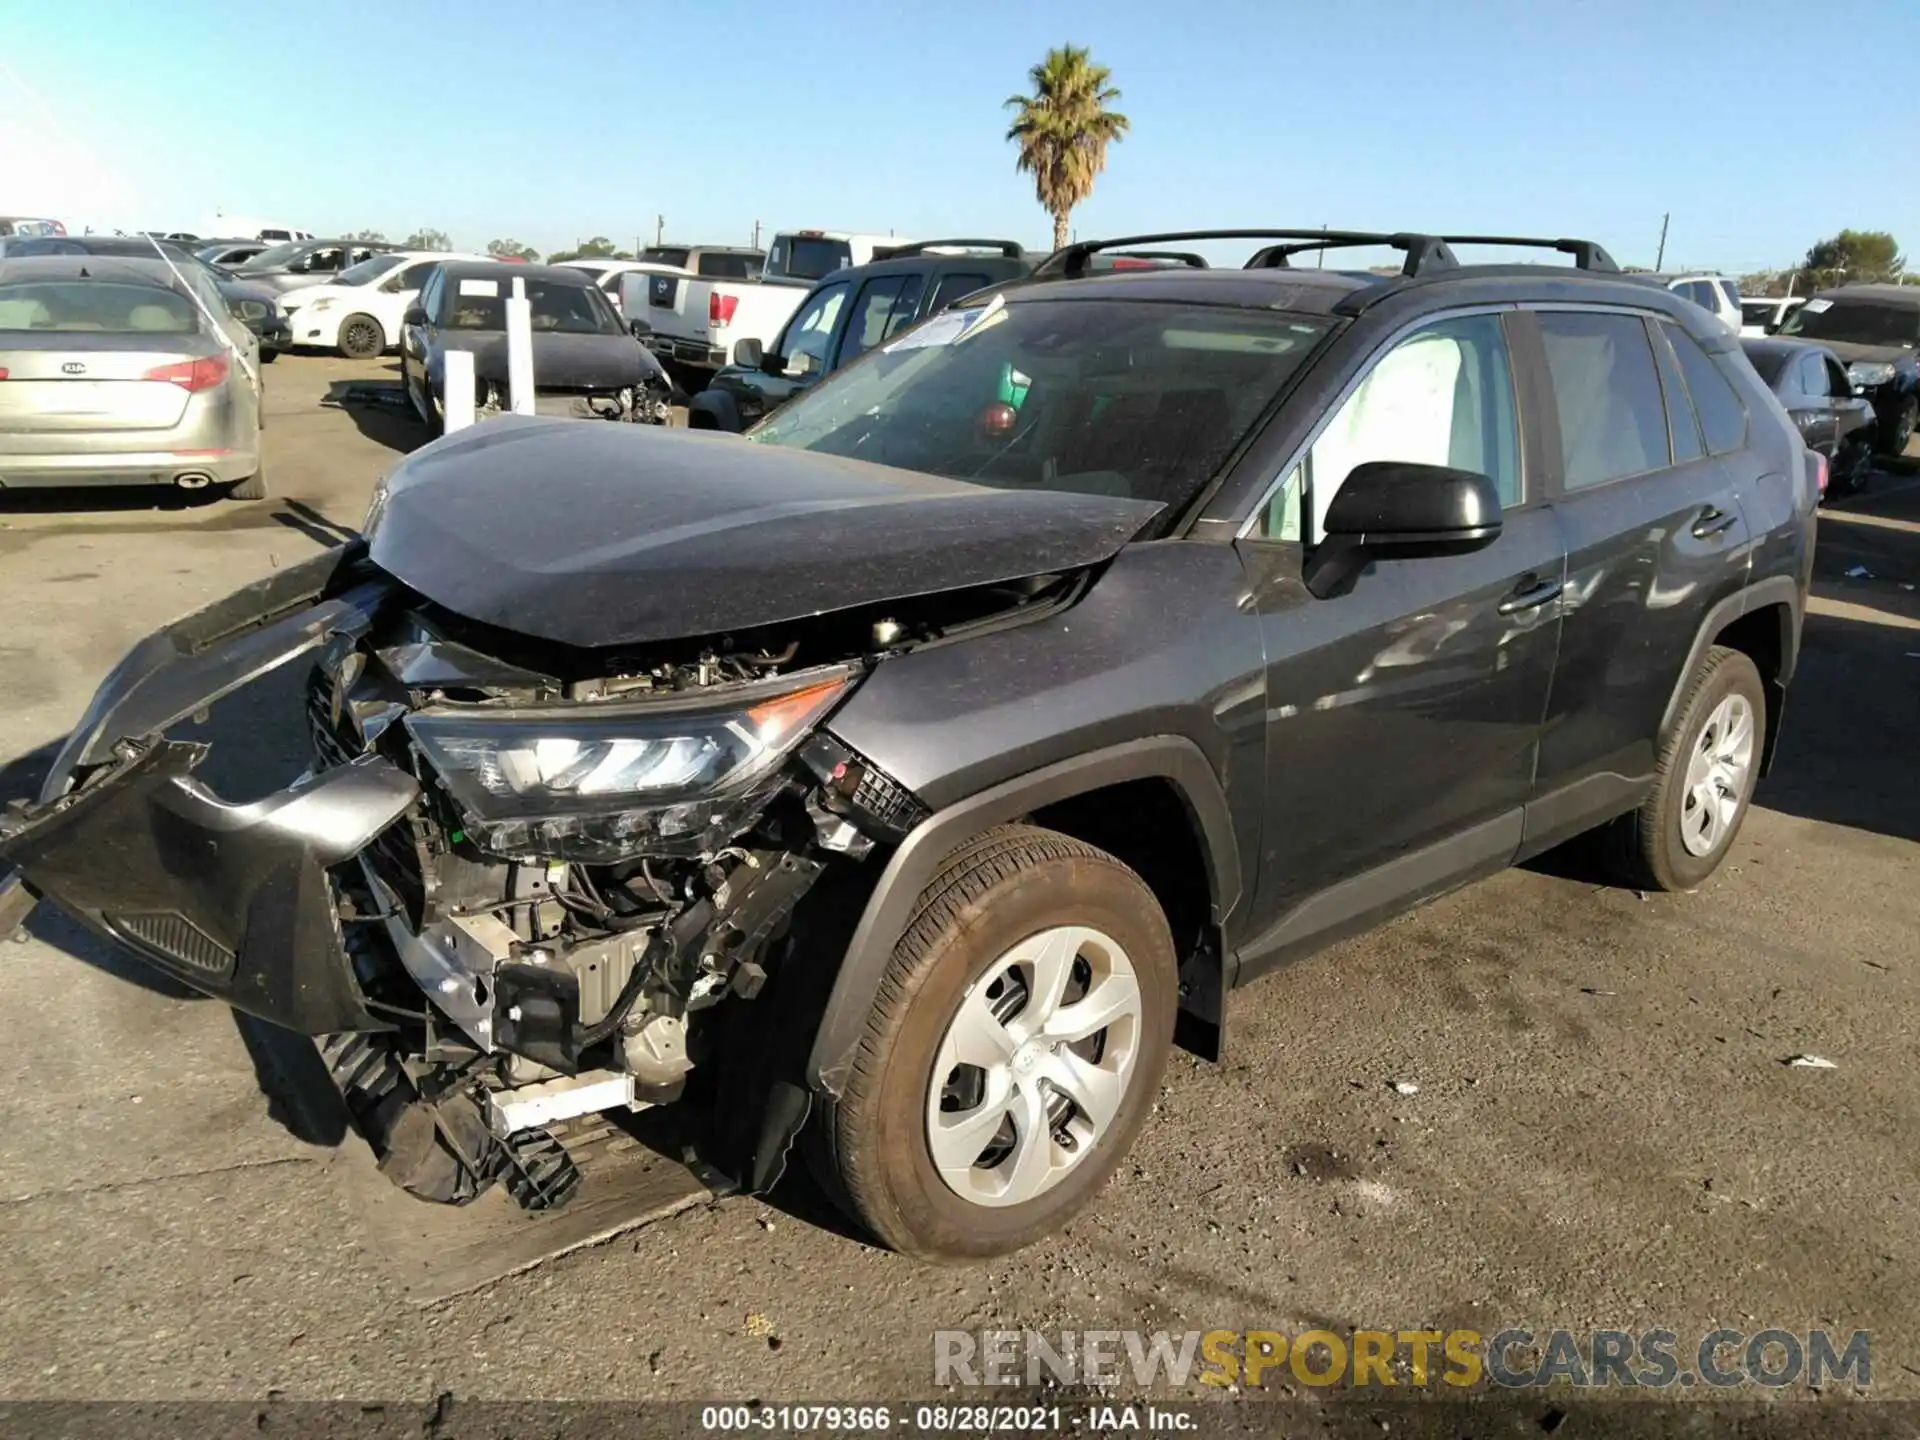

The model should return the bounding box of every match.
[687,240,1033,432]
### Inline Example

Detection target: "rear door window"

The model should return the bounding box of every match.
[1797,351,1830,397]
[1537,311,1671,488]
[1662,323,1748,455]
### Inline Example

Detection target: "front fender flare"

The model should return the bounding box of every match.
[805,735,1240,1097]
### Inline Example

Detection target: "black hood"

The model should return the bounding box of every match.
[1813,339,1914,366]
[445,332,661,389]
[364,419,1163,649]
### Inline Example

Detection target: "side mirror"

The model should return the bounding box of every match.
[732,337,764,369]
[1307,461,1503,598]
[629,316,652,339]
[403,306,429,328]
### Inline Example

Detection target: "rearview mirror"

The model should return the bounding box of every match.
[1306,461,1503,598]
[732,337,764,369]
[403,306,428,328]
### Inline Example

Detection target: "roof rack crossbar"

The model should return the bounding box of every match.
[1436,235,1620,273]
[1244,233,1459,277]
[1107,250,1210,268]
[874,238,1026,260]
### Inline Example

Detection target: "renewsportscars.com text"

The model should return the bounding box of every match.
[932,1328,1872,1390]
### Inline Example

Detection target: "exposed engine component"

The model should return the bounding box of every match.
[474,377,675,426]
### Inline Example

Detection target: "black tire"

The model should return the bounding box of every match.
[1605,646,1765,893]
[817,824,1176,1261]
[260,347,278,364]
[338,313,385,360]
[1877,394,1916,457]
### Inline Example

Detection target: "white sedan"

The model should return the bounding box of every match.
[279,251,489,357]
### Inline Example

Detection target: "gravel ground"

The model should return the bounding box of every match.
[1,355,1916,1420]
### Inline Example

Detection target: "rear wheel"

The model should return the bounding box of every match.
[338,313,385,360]
[1606,645,1764,892]
[817,825,1176,1261]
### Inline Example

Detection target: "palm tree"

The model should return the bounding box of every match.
[1005,45,1130,251]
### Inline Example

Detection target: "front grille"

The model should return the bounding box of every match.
[109,912,234,979]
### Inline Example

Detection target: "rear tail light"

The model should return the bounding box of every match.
[1813,451,1829,497]
[709,292,739,328]
[0,368,8,380]
[143,356,229,392]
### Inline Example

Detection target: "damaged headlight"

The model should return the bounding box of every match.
[404,669,853,859]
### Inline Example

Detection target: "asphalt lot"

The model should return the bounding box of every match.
[1,354,1917,1416]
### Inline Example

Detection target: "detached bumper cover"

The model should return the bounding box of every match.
[0,543,413,1033]
[0,744,418,1033]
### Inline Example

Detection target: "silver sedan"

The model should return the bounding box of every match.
[0,255,265,499]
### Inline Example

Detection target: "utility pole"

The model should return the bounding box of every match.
[1654,212,1670,271]
[1317,223,1327,269]
[751,219,762,249]
[655,214,665,246]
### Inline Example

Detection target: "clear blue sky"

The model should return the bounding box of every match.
[6,0,1915,272]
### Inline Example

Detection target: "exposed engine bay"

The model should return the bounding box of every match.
[471,374,677,426]
[295,572,1081,1210]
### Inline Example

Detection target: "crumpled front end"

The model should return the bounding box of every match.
[0,541,1080,1213]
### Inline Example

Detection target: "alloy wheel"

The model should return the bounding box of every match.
[926,925,1142,1208]
[1680,693,1756,857]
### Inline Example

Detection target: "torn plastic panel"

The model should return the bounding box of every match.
[35,543,386,803]
[0,742,419,1033]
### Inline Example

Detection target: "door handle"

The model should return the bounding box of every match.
[1497,576,1563,615]
[1692,506,1738,539]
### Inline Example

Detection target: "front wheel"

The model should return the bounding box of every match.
[337,314,385,360]
[818,825,1176,1261]
[1878,395,1916,457]
[1606,646,1765,892]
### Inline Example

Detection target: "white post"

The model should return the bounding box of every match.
[506,276,536,415]
[443,348,476,433]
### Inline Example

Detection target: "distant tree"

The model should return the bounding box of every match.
[1005,45,1130,251]
[545,235,625,264]
[487,237,540,261]
[404,228,451,252]
[1799,229,1903,290]
[344,228,388,243]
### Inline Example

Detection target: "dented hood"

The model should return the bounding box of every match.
[364,418,1162,648]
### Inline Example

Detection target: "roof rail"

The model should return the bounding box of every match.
[874,238,1026,261]
[1436,235,1620,272]
[1034,228,1622,282]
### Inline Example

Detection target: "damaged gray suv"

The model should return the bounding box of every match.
[0,230,1815,1261]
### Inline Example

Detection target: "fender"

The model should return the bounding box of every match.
[687,389,743,433]
[1657,573,1802,773]
[805,735,1240,1097]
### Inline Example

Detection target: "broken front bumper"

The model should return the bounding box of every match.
[0,544,416,1033]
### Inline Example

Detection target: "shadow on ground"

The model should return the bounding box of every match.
[322,378,429,455]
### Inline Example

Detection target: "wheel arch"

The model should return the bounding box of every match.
[1658,575,1800,777]
[805,736,1240,1097]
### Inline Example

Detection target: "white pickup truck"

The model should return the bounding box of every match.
[628,230,906,373]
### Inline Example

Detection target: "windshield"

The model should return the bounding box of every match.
[1781,299,1920,349]
[444,277,625,334]
[241,242,306,270]
[748,297,1330,511]
[337,254,405,287]
[0,281,197,333]
[768,235,852,282]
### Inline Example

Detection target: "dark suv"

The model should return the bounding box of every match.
[1777,284,1920,456]
[689,240,1033,432]
[0,229,1814,1261]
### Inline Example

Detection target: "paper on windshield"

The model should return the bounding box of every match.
[1800,298,1832,314]
[459,279,500,298]
[884,291,1007,352]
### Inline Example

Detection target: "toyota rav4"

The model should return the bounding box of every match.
[0,229,1815,1262]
